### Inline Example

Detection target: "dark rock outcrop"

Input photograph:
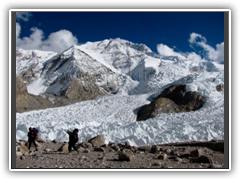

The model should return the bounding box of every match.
[137,84,206,121]
[216,84,224,92]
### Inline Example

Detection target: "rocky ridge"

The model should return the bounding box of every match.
[16,134,224,169]
[16,43,127,112]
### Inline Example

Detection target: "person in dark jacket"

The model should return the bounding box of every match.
[67,128,79,154]
[27,127,38,153]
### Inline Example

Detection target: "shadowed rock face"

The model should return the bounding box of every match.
[16,78,82,113]
[137,84,206,121]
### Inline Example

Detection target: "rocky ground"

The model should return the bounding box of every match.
[15,136,225,169]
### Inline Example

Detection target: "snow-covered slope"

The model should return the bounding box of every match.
[16,38,224,146]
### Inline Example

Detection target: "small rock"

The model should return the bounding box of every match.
[190,149,204,157]
[34,152,44,157]
[118,152,133,161]
[108,141,115,147]
[84,149,90,153]
[124,141,132,149]
[150,145,160,153]
[138,146,152,152]
[152,161,161,166]
[158,153,168,160]
[174,157,183,162]
[179,153,190,158]
[20,155,25,160]
[77,147,85,152]
[216,84,224,92]
[117,143,125,148]
[196,155,213,163]
[112,145,120,151]
[100,144,108,148]
[125,141,131,146]
[98,156,106,161]
[52,139,58,143]
[19,141,25,146]
[165,148,172,155]
[131,146,137,153]
[44,148,51,152]
[80,142,93,149]
[94,147,105,152]
[16,152,22,157]
[79,156,86,160]
[208,164,223,168]
[19,145,29,153]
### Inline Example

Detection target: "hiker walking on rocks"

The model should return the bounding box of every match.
[27,127,38,153]
[67,128,79,154]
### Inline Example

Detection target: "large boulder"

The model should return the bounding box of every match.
[88,134,105,147]
[156,84,186,104]
[57,143,69,153]
[137,98,180,121]
[36,135,45,143]
[137,84,206,121]
[180,91,206,112]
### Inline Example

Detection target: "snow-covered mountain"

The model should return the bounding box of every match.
[16,38,163,110]
[16,38,224,146]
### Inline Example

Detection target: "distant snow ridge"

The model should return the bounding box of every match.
[16,38,224,146]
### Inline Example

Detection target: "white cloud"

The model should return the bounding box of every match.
[41,30,78,52]
[157,44,186,60]
[16,22,21,38]
[188,32,207,44]
[16,26,44,50]
[188,32,224,63]
[16,23,78,52]
[16,12,32,22]
[186,52,203,61]
[157,33,224,64]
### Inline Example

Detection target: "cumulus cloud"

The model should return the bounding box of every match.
[16,22,21,38]
[41,30,78,52]
[16,23,78,52]
[157,32,224,64]
[16,12,32,22]
[186,52,204,61]
[157,44,186,60]
[188,32,224,64]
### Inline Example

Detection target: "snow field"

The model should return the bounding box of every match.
[16,88,224,147]
[16,39,225,147]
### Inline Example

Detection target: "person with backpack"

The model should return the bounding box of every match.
[67,128,79,154]
[27,127,38,153]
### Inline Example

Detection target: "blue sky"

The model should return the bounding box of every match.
[16,11,225,63]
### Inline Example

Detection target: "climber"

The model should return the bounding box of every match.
[27,127,38,153]
[67,128,79,154]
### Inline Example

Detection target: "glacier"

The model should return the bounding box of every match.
[16,38,224,147]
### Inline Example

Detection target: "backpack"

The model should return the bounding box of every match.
[30,128,37,139]
[73,133,78,143]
